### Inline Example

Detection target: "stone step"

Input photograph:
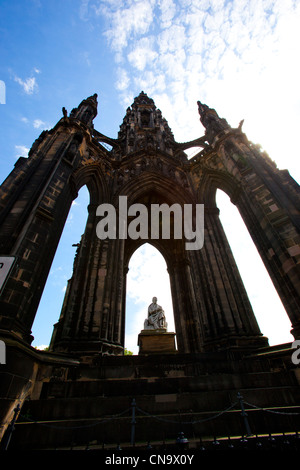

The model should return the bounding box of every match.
[13,389,300,450]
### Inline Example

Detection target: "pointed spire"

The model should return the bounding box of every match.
[197,100,230,144]
[69,93,98,128]
[117,91,176,157]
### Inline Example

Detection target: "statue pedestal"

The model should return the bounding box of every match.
[138,330,177,355]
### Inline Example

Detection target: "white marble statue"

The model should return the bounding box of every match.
[144,297,167,330]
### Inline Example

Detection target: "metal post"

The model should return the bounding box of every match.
[237,392,252,437]
[2,403,20,450]
[130,398,136,446]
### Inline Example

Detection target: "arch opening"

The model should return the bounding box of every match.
[216,189,293,346]
[31,185,90,349]
[125,243,175,355]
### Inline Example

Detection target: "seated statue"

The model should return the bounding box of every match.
[144,297,167,330]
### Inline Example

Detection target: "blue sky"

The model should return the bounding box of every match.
[1,0,299,353]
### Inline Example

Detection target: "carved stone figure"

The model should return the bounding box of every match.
[144,297,167,330]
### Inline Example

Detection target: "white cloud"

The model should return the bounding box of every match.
[159,0,176,28]
[15,145,29,158]
[102,0,155,53]
[134,70,166,96]
[13,66,40,95]
[35,345,48,350]
[116,67,130,91]
[21,117,48,130]
[128,37,158,71]
[33,119,46,129]
[158,23,186,55]
[14,75,38,94]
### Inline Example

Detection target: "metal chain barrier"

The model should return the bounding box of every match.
[243,401,300,416]
[17,406,132,430]
[135,402,239,425]
[2,392,300,449]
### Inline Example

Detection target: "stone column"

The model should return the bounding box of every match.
[190,207,268,351]
[0,129,82,343]
[168,256,203,353]
[50,206,126,356]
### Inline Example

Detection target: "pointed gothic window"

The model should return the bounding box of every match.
[125,243,175,354]
[31,186,90,349]
[140,109,152,128]
[216,189,293,345]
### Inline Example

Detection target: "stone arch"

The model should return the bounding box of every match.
[124,242,174,354]
[35,162,110,345]
[196,167,242,208]
[114,172,201,353]
[115,170,195,206]
[71,161,110,205]
[216,188,293,344]
[122,235,198,353]
[32,184,90,347]
[194,162,300,340]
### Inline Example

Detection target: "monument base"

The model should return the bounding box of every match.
[138,329,177,355]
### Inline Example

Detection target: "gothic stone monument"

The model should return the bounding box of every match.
[0,92,299,449]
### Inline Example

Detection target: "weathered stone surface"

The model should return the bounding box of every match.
[138,330,177,355]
